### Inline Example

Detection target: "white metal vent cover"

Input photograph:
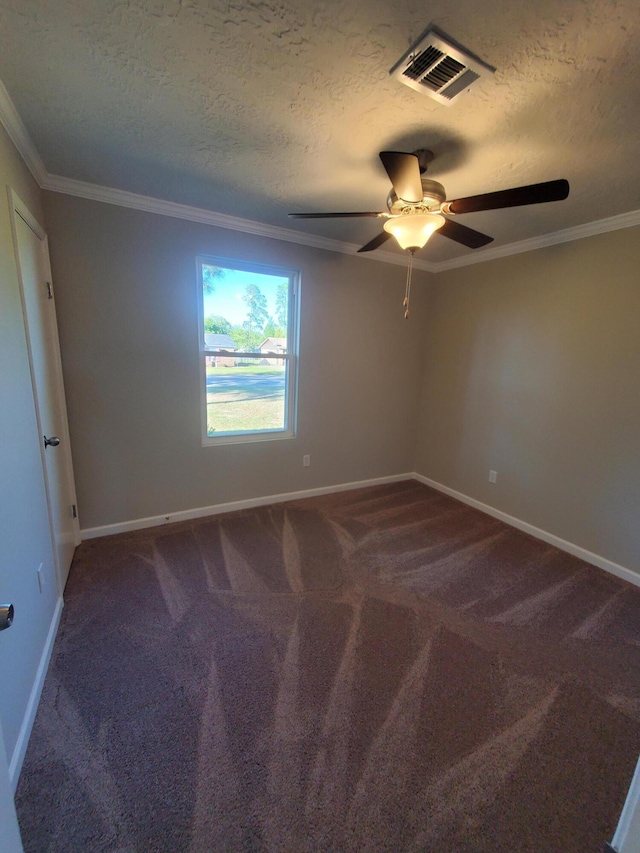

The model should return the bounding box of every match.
[390,28,495,105]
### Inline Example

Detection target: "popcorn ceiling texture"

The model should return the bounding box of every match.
[0,0,638,261]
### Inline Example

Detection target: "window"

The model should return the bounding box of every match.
[197,256,299,444]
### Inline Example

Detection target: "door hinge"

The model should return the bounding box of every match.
[71,504,77,519]
[45,282,53,299]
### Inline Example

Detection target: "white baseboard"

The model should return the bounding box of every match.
[80,472,638,589]
[9,595,63,791]
[414,474,640,588]
[80,473,414,540]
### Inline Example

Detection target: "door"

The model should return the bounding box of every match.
[10,191,79,592]
[0,188,58,850]
[0,718,23,853]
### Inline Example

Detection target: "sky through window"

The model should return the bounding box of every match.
[203,266,289,328]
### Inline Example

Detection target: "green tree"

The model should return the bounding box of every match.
[242,284,269,349]
[230,325,251,350]
[204,315,232,334]
[202,265,225,295]
[276,282,288,330]
[263,319,286,338]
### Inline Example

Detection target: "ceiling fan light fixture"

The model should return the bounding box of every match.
[383,213,445,250]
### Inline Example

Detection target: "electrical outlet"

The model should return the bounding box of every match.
[37,563,44,593]
[303,454,311,467]
[489,470,498,483]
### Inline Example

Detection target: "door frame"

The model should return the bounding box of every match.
[0,718,23,853]
[612,754,640,852]
[8,188,80,595]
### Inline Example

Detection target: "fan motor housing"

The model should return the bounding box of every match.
[387,178,446,214]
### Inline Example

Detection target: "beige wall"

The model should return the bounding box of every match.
[39,189,640,574]
[43,192,431,530]
[415,227,640,574]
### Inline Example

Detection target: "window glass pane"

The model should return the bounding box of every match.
[202,263,289,352]
[205,357,287,435]
[199,259,296,440]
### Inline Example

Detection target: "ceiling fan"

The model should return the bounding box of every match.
[289,149,570,255]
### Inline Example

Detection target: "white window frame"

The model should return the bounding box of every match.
[197,255,300,446]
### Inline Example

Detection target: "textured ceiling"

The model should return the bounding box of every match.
[0,0,638,262]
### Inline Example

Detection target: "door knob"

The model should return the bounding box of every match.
[0,604,14,631]
[44,435,60,448]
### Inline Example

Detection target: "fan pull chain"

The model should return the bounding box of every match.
[403,250,414,319]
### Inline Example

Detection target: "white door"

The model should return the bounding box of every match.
[10,191,79,592]
[0,188,58,852]
[0,718,23,853]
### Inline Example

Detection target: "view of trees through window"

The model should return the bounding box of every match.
[198,259,297,440]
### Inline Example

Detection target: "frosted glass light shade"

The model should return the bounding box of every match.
[383,213,446,250]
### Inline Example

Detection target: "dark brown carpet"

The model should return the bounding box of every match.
[15,481,640,852]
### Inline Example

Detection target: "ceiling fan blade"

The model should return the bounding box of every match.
[289,211,385,218]
[379,151,424,204]
[357,231,392,253]
[445,179,570,215]
[438,218,494,249]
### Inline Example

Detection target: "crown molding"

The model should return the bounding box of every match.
[0,79,48,186]
[41,173,434,271]
[429,208,640,272]
[42,173,640,274]
[0,76,430,271]
[2,78,639,275]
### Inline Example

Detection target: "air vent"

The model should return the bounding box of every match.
[390,27,494,105]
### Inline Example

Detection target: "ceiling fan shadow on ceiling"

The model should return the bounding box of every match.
[289,150,569,318]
